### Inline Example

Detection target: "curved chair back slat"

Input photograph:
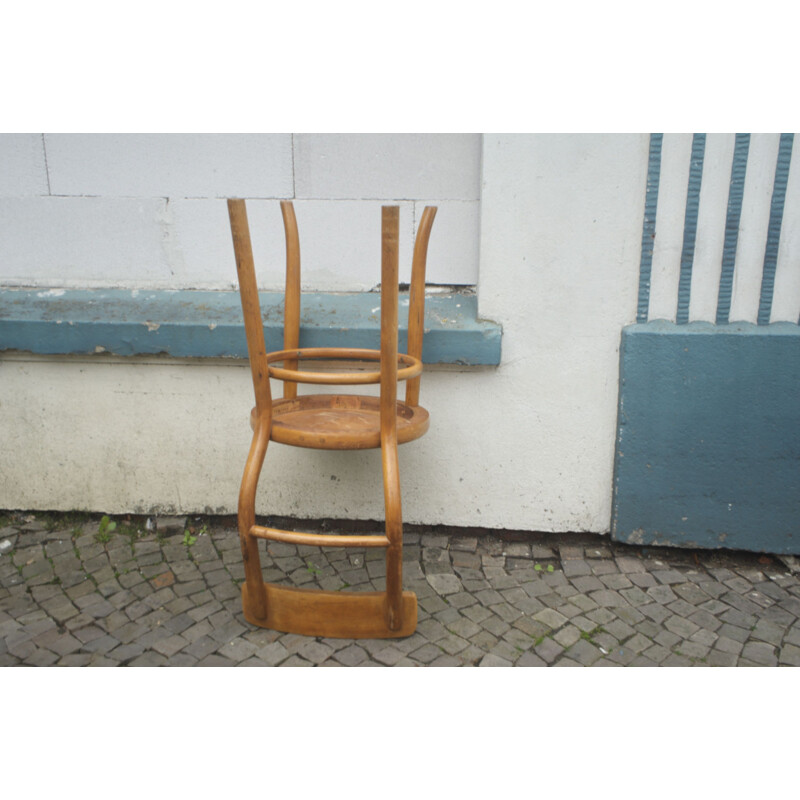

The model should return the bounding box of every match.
[280,200,301,399]
[227,199,272,417]
[405,206,437,407]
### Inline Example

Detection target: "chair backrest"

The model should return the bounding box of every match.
[228,199,437,413]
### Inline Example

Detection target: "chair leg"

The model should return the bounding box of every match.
[239,418,270,621]
[382,436,404,631]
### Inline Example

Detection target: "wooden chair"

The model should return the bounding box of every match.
[227,199,437,638]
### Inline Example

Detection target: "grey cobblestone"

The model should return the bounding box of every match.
[2,513,800,667]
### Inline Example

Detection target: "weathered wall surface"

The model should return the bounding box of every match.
[0,134,650,532]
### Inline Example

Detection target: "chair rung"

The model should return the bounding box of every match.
[250,525,390,548]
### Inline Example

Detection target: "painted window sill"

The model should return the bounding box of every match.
[0,288,502,365]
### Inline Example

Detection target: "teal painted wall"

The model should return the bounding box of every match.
[612,322,800,554]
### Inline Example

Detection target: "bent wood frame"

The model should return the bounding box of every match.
[228,199,436,638]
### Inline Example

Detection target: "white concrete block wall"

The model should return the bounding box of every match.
[0,133,480,289]
[0,134,48,196]
[45,134,295,198]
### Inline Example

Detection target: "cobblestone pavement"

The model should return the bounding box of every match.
[1,511,799,667]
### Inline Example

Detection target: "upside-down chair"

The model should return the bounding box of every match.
[227,199,436,638]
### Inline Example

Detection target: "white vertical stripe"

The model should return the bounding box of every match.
[770,134,800,323]
[688,133,736,322]
[648,133,693,321]
[729,133,781,323]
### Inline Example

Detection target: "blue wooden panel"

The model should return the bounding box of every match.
[0,288,502,365]
[613,321,800,554]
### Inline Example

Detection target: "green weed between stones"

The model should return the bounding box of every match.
[182,530,198,547]
[95,515,117,544]
[533,563,555,573]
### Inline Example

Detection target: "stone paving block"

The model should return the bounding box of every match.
[604,618,636,643]
[664,615,699,639]
[502,626,536,651]
[689,628,718,647]
[642,643,671,664]
[562,559,591,578]
[784,626,800,648]
[661,653,693,667]
[741,641,778,666]
[589,589,628,608]
[745,590,774,610]
[750,619,786,647]
[600,574,633,591]
[217,638,259,662]
[331,644,368,666]
[640,603,671,625]
[721,591,763,618]
[677,640,710,661]
[569,575,604,594]
[647,585,678,605]
[628,573,657,589]
[687,608,722,632]
[587,608,617,626]
[707,649,738,666]
[490,602,523,624]
[778,643,800,666]
[714,636,744,655]
[761,605,795,627]
[655,630,681,649]
[489,639,523,663]
[628,656,659,667]
[720,608,757,631]
[108,643,146,662]
[716,622,750,644]
[533,608,568,631]
[446,616,481,640]
[779,597,800,617]
[532,636,564,664]
[426,573,463,596]
[553,624,582,649]
[590,560,619,576]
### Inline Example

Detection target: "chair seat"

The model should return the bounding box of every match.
[251,393,429,450]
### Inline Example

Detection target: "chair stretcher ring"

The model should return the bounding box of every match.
[266,347,423,385]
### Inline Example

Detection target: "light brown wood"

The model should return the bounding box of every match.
[266,347,422,385]
[280,201,301,400]
[250,525,390,548]
[406,206,437,408]
[227,198,271,621]
[229,200,436,638]
[380,206,403,630]
[242,582,418,638]
[269,394,429,450]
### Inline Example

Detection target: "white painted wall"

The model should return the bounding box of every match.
[0,133,480,289]
[0,134,650,532]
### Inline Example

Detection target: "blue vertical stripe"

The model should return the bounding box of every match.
[757,133,794,325]
[676,134,706,324]
[637,133,662,322]
[716,134,750,325]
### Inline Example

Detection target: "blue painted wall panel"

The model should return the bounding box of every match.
[613,322,800,554]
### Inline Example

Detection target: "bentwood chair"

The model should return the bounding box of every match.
[227,200,436,638]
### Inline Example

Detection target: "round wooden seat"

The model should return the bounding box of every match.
[250,394,429,450]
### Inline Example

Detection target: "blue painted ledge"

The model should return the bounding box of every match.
[0,288,502,365]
